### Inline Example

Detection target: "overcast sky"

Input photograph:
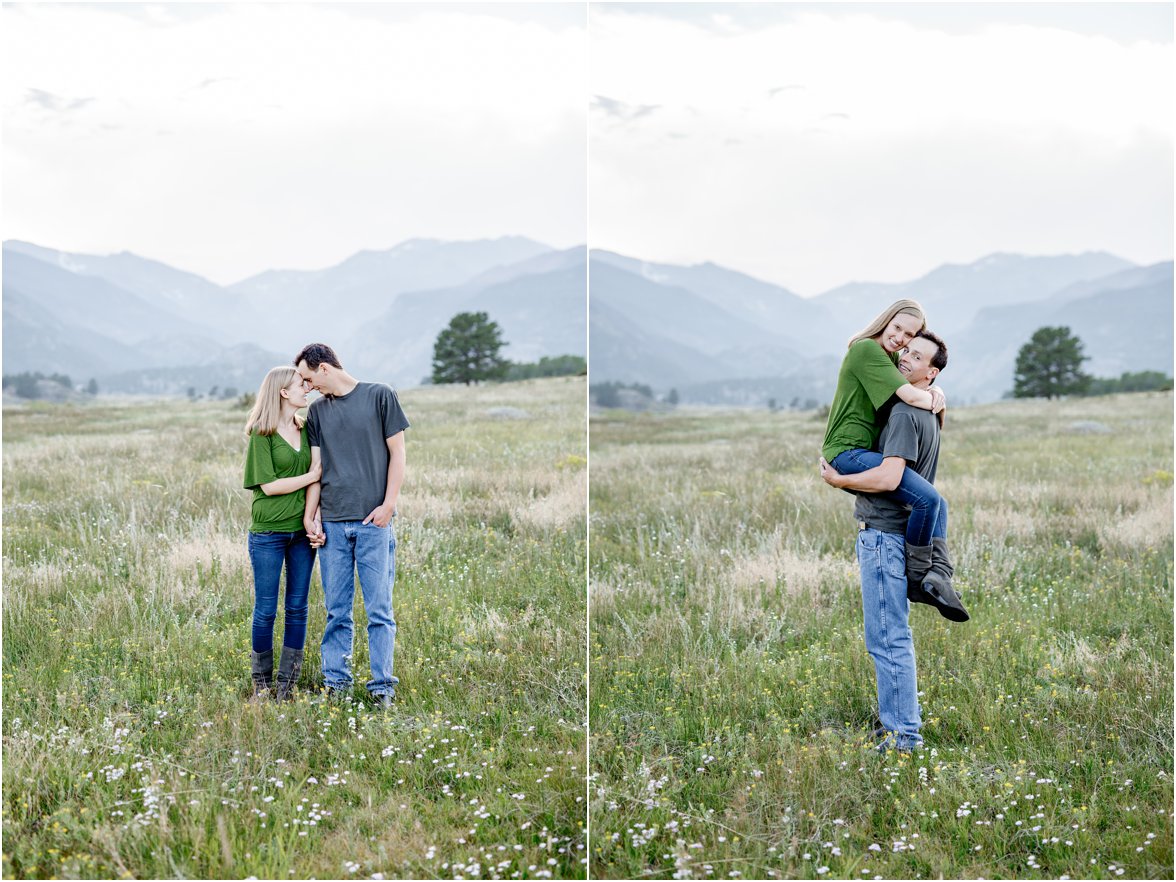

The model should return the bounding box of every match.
[590,2,1173,296]
[2,2,586,285]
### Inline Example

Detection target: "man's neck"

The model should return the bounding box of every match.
[327,372,359,397]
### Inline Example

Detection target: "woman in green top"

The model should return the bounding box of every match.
[820,300,952,592]
[243,366,321,699]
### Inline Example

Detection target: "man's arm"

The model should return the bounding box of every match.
[362,431,406,528]
[303,446,323,544]
[819,455,907,492]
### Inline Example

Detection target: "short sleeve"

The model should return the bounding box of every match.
[306,402,321,448]
[879,411,921,466]
[243,431,277,489]
[847,340,907,410]
[379,387,411,439]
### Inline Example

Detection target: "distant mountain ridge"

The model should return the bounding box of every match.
[814,251,1136,336]
[590,249,1172,405]
[7,237,1170,404]
[3,236,585,396]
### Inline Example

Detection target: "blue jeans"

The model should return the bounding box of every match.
[857,527,922,750]
[319,520,398,696]
[832,448,946,546]
[247,530,315,654]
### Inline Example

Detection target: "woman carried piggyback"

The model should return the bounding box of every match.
[242,366,322,700]
[820,300,959,606]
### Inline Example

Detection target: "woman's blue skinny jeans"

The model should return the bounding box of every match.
[831,448,946,547]
[247,530,315,653]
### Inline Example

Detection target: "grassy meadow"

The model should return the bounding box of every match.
[2,376,587,880]
[589,393,1173,880]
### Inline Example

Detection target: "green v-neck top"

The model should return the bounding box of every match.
[243,424,312,532]
[821,339,907,463]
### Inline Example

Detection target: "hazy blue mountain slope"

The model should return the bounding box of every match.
[231,236,555,351]
[1042,261,1172,305]
[459,246,584,292]
[346,259,587,388]
[476,263,587,363]
[589,260,777,356]
[593,250,840,351]
[2,286,147,377]
[2,236,571,394]
[4,240,255,341]
[816,252,1135,336]
[946,264,1173,403]
[3,251,213,348]
[589,298,736,388]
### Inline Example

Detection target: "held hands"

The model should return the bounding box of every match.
[304,513,325,548]
[818,457,845,488]
[363,502,396,529]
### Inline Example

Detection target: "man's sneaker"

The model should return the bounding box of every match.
[371,692,395,710]
[869,725,922,755]
[908,578,970,622]
[876,739,923,756]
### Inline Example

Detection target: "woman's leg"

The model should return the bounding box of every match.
[931,496,948,541]
[247,532,284,654]
[830,448,942,546]
[247,532,285,694]
[281,533,315,651]
[276,532,315,701]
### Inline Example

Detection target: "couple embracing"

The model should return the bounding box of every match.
[819,300,970,754]
[241,343,409,708]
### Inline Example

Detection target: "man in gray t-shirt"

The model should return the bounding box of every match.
[819,331,963,752]
[296,343,409,708]
[851,397,941,535]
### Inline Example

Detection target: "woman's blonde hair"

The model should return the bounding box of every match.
[847,299,927,348]
[244,366,304,436]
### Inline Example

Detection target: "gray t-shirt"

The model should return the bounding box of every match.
[306,382,410,522]
[853,401,940,534]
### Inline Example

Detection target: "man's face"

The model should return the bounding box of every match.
[296,360,324,393]
[898,337,940,386]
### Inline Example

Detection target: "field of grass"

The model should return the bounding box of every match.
[589,393,1173,880]
[3,376,587,880]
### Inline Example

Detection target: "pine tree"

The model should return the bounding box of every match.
[431,312,509,386]
[1013,326,1091,399]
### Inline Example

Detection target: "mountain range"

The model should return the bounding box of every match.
[5,235,1170,404]
[589,249,1173,405]
[3,237,586,396]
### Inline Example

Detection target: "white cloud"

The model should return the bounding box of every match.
[2,3,586,283]
[590,6,1173,294]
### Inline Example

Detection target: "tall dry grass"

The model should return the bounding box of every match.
[590,393,1173,880]
[3,376,587,880]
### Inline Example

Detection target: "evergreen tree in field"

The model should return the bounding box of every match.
[431,311,509,386]
[1013,326,1091,399]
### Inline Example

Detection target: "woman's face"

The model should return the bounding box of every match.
[281,375,311,408]
[878,313,922,354]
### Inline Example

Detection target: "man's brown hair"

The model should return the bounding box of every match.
[294,343,342,371]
